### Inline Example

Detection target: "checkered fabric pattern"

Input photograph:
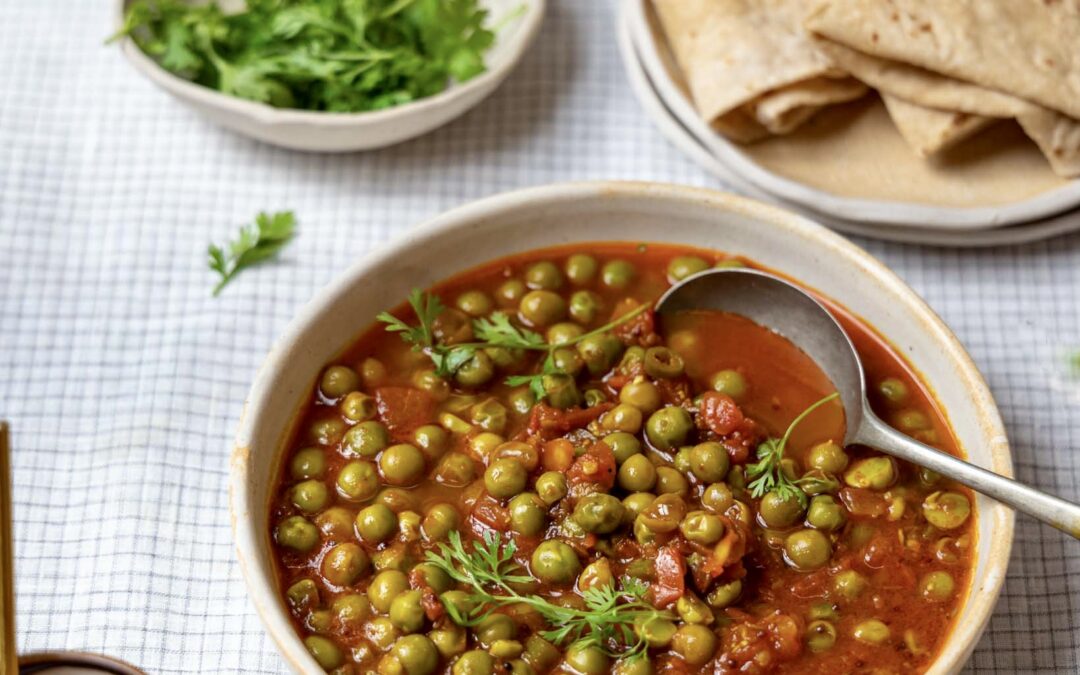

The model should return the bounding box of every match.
[0,0,1078,672]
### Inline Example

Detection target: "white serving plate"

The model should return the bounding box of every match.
[615,4,1080,247]
[624,0,1080,231]
[231,181,1013,674]
[114,0,544,152]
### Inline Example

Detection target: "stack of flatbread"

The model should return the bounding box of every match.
[652,0,1080,178]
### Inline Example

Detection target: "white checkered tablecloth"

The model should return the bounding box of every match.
[1,1,1078,672]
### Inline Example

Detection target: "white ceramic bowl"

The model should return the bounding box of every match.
[614,2,1080,247]
[623,0,1080,231]
[231,182,1014,674]
[114,0,544,152]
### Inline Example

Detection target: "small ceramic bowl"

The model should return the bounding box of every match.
[230,182,1014,673]
[114,0,545,152]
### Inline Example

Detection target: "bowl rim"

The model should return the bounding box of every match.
[230,181,1014,674]
[624,0,1080,231]
[112,0,546,127]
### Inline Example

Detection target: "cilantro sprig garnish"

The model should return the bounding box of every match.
[111,0,495,112]
[746,392,841,507]
[207,211,296,296]
[378,289,648,401]
[426,531,671,661]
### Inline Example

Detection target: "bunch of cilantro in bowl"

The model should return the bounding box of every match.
[113,0,496,112]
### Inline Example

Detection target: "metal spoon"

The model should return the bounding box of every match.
[656,268,1080,539]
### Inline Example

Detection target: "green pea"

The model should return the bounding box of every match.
[852,619,890,645]
[525,261,564,290]
[530,540,581,584]
[573,493,626,534]
[276,515,318,552]
[523,635,561,671]
[439,590,476,620]
[291,479,328,514]
[518,290,566,328]
[843,456,897,490]
[290,448,326,480]
[320,365,360,400]
[421,503,460,542]
[645,406,693,451]
[342,420,390,458]
[434,453,475,487]
[680,510,725,545]
[341,391,376,422]
[832,570,868,601]
[456,351,495,388]
[618,454,657,492]
[896,409,930,432]
[507,386,536,415]
[431,623,467,659]
[392,634,439,675]
[470,432,504,459]
[336,460,378,501]
[878,377,909,405]
[676,593,715,625]
[614,657,654,675]
[286,578,319,611]
[413,425,448,462]
[541,372,581,409]
[701,483,734,513]
[475,614,516,646]
[314,507,354,540]
[601,403,643,434]
[332,593,371,627]
[706,579,742,609]
[322,542,369,586]
[389,589,426,633]
[496,279,527,308]
[784,529,832,570]
[644,346,684,379]
[919,570,955,602]
[355,503,398,544]
[637,493,687,533]
[485,346,523,369]
[359,357,387,388]
[689,442,730,483]
[547,322,584,346]
[636,616,677,647]
[655,466,689,496]
[807,495,846,531]
[604,432,642,464]
[413,369,450,400]
[707,369,747,400]
[369,570,409,613]
[577,333,623,375]
[379,444,426,486]
[806,620,837,652]
[600,260,636,290]
[667,255,709,282]
[484,458,528,499]
[453,650,494,675]
[456,290,493,317]
[569,290,601,324]
[673,447,692,474]
[368,616,401,651]
[565,254,598,286]
[622,492,655,524]
[922,490,971,530]
[807,440,848,474]
[671,624,717,666]
[411,562,452,594]
[308,418,346,446]
[305,635,344,670]
[470,399,508,434]
[433,308,474,345]
[564,641,611,675]
[535,471,568,505]
[619,379,661,414]
[509,493,547,536]
[714,258,745,269]
[551,347,584,377]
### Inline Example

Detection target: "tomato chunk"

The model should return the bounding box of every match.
[698,392,744,436]
[650,545,686,609]
[567,440,617,490]
[375,387,436,439]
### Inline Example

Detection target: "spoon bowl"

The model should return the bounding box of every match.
[657,267,1080,539]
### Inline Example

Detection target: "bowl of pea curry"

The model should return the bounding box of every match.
[231,183,1013,674]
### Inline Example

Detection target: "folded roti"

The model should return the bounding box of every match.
[880,95,993,158]
[1018,109,1080,179]
[806,0,1080,120]
[652,0,865,142]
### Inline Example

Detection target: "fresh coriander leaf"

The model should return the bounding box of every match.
[207,210,295,296]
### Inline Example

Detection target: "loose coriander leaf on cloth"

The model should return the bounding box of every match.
[207,211,296,296]
[747,392,841,508]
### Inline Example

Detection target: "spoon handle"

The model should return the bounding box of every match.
[857,415,1080,540]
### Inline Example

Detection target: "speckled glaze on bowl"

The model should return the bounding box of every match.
[114,0,545,152]
[230,182,1013,674]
